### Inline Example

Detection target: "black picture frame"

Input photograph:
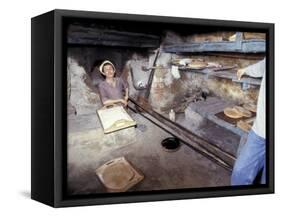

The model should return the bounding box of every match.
[31,9,274,207]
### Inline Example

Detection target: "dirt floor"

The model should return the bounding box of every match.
[67,108,232,195]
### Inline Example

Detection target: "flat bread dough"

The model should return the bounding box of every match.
[234,106,252,117]
[187,61,207,69]
[243,103,257,113]
[224,107,243,119]
[237,120,252,132]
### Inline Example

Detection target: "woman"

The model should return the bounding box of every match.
[98,60,129,107]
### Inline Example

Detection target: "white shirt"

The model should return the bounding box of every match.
[244,58,266,138]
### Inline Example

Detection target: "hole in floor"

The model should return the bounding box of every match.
[161,137,181,152]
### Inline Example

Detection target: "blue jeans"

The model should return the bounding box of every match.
[231,130,266,185]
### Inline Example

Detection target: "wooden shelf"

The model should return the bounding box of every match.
[163,32,265,54]
[178,67,261,86]
[163,39,265,53]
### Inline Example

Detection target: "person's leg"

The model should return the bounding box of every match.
[231,130,265,185]
[261,156,266,184]
[236,132,248,157]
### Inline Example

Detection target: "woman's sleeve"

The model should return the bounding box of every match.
[244,58,265,78]
[120,77,128,89]
[98,83,109,103]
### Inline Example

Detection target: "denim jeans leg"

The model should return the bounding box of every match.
[231,130,266,185]
[261,158,266,184]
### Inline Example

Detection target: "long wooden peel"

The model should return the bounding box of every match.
[136,48,161,102]
[128,97,236,171]
[144,48,161,99]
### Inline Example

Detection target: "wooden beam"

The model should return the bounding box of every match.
[199,53,265,60]
[129,97,236,171]
[162,39,265,53]
[67,25,160,48]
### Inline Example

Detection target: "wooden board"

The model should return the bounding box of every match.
[96,157,144,192]
[97,105,137,134]
[178,67,261,86]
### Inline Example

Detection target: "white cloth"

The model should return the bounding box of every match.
[244,58,266,138]
[171,65,181,79]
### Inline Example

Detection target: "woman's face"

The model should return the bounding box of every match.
[103,64,115,78]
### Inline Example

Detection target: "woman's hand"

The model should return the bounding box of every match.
[237,68,246,80]
[121,99,128,107]
[103,99,128,107]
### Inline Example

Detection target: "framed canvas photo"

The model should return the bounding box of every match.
[31,9,274,207]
